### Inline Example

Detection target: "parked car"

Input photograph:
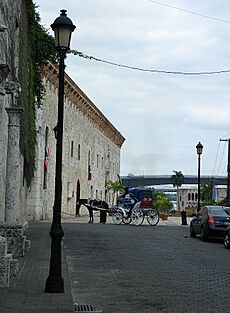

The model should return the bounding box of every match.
[190,205,230,241]
[224,225,230,249]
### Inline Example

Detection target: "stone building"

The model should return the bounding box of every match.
[0,0,27,287]
[0,0,125,286]
[27,62,125,220]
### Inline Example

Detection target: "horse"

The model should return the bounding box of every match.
[85,199,108,223]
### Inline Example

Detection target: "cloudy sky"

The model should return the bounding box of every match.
[35,0,230,177]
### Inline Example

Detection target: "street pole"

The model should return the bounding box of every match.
[197,153,201,212]
[219,138,230,204]
[45,51,65,293]
[45,9,76,293]
[196,142,203,212]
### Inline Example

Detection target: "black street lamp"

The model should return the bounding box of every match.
[196,142,203,213]
[45,9,76,293]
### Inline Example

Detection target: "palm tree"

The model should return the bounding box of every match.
[171,170,184,211]
[106,180,125,205]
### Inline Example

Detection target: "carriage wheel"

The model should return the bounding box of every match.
[131,208,144,226]
[147,208,159,226]
[112,212,123,225]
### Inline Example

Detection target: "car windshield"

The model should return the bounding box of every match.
[208,207,230,216]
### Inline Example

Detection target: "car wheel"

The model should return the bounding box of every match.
[190,225,196,238]
[224,235,230,249]
[200,227,208,241]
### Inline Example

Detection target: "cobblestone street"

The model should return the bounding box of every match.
[64,219,230,313]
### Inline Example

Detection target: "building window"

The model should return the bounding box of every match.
[97,154,99,168]
[101,157,104,169]
[188,193,191,201]
[70,141,74,158]
[43,127,49,189]
[88,150,92,180]
[78,144,80,160]
[96,190,98,199]
[14,21,20,79]
[192,193,194,201]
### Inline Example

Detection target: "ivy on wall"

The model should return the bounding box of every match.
[20,0,57,186]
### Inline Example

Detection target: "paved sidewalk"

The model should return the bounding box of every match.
[0,222,74,313]
[0,214,191,313]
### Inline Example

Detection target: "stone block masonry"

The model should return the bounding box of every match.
[0,222,28,287]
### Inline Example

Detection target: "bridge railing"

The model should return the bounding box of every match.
[121,175,227,188]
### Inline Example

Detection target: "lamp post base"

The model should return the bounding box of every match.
[45,276,64,293]
[44,223,64,293]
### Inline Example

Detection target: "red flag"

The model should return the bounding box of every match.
[44,147,49,169]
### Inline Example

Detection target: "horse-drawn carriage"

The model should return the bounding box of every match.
[112,188,159,226]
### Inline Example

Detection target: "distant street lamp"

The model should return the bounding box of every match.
[196,142,203,212]
[45,9,76,293]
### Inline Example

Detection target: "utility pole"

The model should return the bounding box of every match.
[219,138,230,204]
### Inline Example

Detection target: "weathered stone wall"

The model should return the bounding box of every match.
[0,0,28,286]
[63,98,121,215]
[27,64,125,219]
[0,0,21,223]
[26,81,58,220]
[0,0,21,69]
[0,0,30,224]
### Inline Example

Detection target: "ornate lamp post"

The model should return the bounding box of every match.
[196,142,203,213]
[45,9,76,293]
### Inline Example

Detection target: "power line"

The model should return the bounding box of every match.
[212,141,221,176]
[70,50,230,76]
[220,162,227,176]
[148,0,230,24]
[221,131,230,138]
[213,132,230,175]
[216,141,227,175]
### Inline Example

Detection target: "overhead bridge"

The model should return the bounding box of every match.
[120,175,227,188]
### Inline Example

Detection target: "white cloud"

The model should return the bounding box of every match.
[36,0,230,176]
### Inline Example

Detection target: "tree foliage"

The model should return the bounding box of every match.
[170,171,184,211]
[153,191,173,213]
[20,1,57,185]
[171,171,185,188]
[106,180,125,204]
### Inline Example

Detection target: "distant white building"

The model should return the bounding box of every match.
[177,185,198,213]
[178,185,227,213]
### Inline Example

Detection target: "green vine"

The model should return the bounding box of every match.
[20,0,57,185]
